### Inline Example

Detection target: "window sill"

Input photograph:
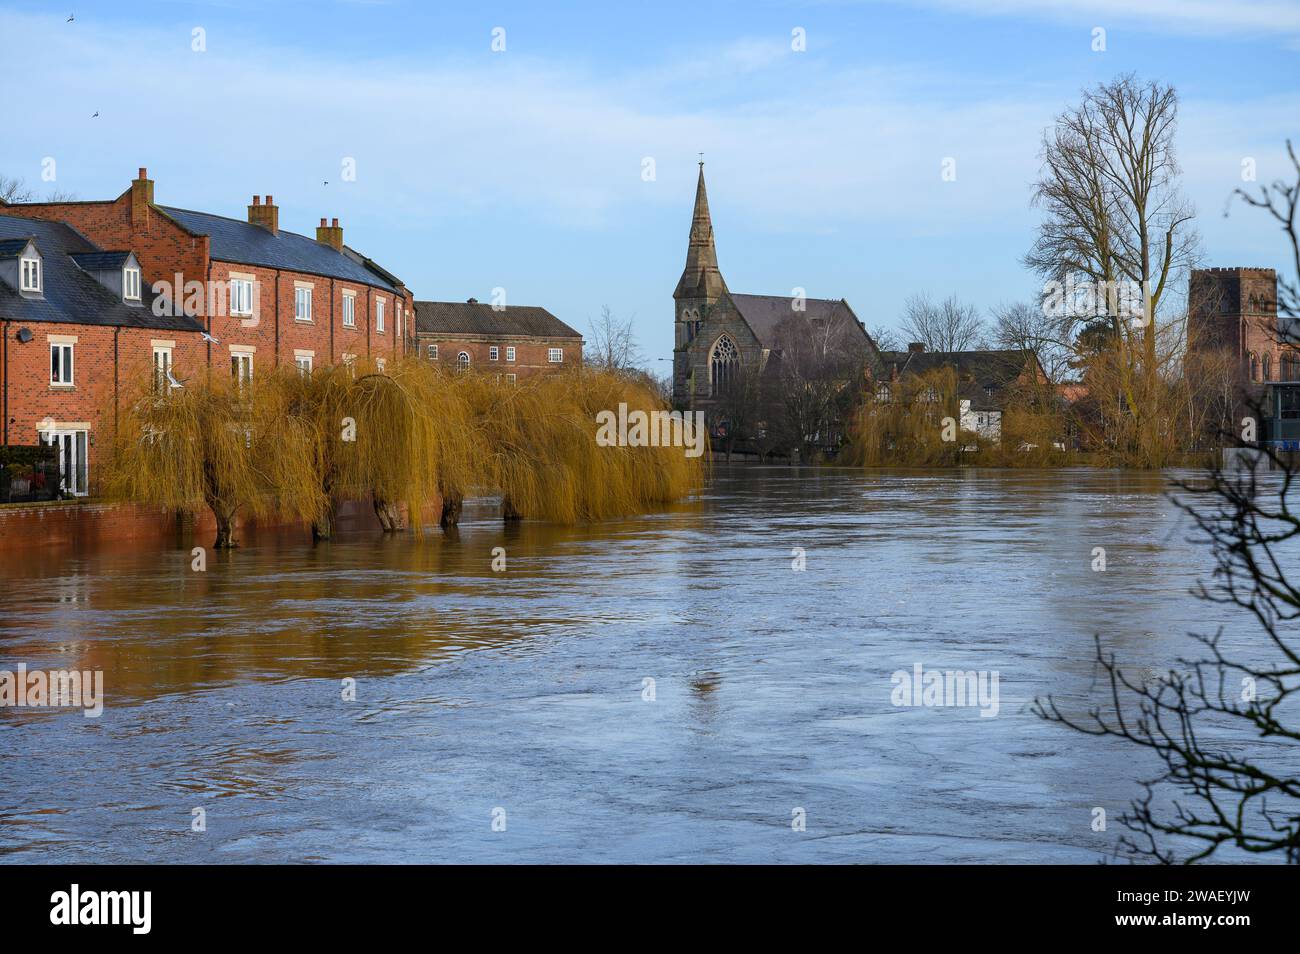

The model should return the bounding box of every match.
[294,318,314,324]
[49,383,75,390]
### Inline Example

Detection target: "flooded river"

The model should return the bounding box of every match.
[0,467,1279,862]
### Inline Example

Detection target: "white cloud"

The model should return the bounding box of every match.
[875,0,1300,40]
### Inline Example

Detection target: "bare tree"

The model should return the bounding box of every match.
[767,311,871,461]
[585,305,643,375]
[869,324,904,353]
[899,293,987,352]
[0,175,34,204]
[1035,140,1300,863]
[0,175,76,204]
[992,300,1071,383]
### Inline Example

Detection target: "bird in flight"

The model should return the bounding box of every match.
[200,331,220,344]
[91,111,99,118]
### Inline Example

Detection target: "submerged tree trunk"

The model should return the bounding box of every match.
[211,502,238,549]
[440,490,463,529]
[501,495,522,522]
[374,496,405,532]
[312,506,335,541]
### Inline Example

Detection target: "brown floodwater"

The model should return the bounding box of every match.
[0,466,1290,862]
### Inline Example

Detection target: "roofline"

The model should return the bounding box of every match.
[415,331,583,342]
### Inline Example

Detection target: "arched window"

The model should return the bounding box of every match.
[710,334,739,396]
[1284,353,1297,381]
[875,382,891,402]
[1263,353,1272,381]
[457,351,470,371]
[1249,352,1259,381]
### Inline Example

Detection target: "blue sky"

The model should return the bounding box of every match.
[2,0,1298,368]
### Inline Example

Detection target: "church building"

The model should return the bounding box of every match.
[671,164,880,414]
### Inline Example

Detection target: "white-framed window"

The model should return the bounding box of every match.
[505,346,516,362]
[342,292,356,328]
[21,255,42,292]
[294,286,313,322]
[506,373,517,384]
[294,352,313,375]
[376,357,386,372]
[457,351,470,371]
[548,348,563,363]
[375,298,385,333]
[231,352,253,386]
[153,345,173,391]
[489,346,499,361]
[50,343,74,386]
[427,344,438,360]
[230,278,254,316]
[38,427,88,496]
[124,265,142,301]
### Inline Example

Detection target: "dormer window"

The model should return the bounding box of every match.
[20,254,41,293]
[124,265,141,301]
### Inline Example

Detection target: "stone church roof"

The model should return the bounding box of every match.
[729,294,862,349]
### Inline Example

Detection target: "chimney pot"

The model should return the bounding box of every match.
[252,195,261,206]
[320,217,327,227]
[331,218,339,227]
[266,195,273,205]
[467,297,478,304]
[138,167,148,180]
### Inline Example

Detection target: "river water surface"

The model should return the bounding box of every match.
[0,467,1281,863]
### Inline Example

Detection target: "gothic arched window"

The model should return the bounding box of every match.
[1249,352,1260,381]
[1263,353,1272,381]
[457,351,471,371]
[710,334,739,396]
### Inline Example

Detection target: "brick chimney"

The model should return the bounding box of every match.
[247,194,279,235]
[316,216,343,251]
[130,167,154,227]
[908,341,926,353]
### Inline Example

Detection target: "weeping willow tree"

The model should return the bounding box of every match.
[461,368,704,523]
[103,361,703,544]
[847,367,964,467]
[100,371,323,548]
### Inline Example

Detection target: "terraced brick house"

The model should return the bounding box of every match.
[0,213,205,496]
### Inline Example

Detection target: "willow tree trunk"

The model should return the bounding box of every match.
[210,501,238,549]
[374,497,404,532]
[440,490,463,528]
[312,506,335,541]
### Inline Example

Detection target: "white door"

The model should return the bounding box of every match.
[38,428,88,496]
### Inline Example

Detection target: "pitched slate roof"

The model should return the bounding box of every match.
[880,348,1037,409]
[729,293,863,348]
[0,238,31,259]
[158,207,398,292]
[0,214,203,332]
[69,251,132,271]
[414,300,582,339]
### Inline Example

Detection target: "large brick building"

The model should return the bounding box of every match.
[1,167,414,496]
[0,213,205,495]
[2,168,414,381]
[414,299,582,380]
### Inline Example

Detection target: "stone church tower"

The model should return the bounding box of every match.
[672,163,728,407]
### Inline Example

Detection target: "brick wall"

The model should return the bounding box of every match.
[417,334,581,378]
[2,321,206,486]
[1189,267,1287,381]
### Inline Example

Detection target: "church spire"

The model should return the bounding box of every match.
[673,161,727,301]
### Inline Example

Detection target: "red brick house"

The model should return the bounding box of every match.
[0,213,205,496]
[2,168,415,382]
[414,299,582,380]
